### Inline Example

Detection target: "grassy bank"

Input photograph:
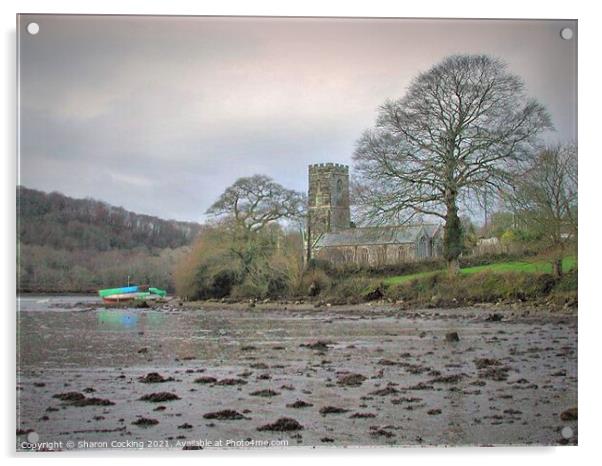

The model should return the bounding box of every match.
[384,256,576,285]
[310,255,578,308]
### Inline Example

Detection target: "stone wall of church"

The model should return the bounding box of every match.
[314,243,419,267]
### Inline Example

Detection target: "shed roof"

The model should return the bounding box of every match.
[314,224,441,248]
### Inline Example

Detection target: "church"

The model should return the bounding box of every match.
[307,163,443,267]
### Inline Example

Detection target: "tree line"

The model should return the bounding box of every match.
[18,186,201,251]
[17,187,201,293]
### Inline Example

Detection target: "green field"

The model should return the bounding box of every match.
[383,256,577,286]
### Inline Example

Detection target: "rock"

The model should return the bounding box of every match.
[203,409,245,420]
[364,287,384,301]
[479,366,510,381]
[485,313,504,322]
[350,412,376,418]
[370,385,400,396]
[427,409,442,415]
[257,417,303,431]
[377,359,399,366]
[445,332,460,342]
[249,389,280,397]
[138,372,174,383]
[300,340,334,351]
[474,358,502,369]
[71,397,115,407]
[337,373,367,386]
[52,392,86,402]
[560,407,578,421]
[250,362,269,369]
[286,400,313,408]
[319,406,349,415]
[132,417,159,427]
[407,382,435,391]
[52,391,114,407]
[139,392,181,402]
[428,373,467,384]
[215,378,247,386]
[370,429,394,438]
[194,376,217,384]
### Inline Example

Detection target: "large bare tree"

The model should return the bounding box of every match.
[509,144,577,277]
[206,175,305,234]
[353,54,552,274]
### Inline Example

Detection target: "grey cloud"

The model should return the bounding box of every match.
[18,15,577,222]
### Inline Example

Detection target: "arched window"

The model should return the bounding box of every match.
[418,236,428,259]
[335,178,344,203]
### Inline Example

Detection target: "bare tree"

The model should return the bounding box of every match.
[206,174,305,234]
[509,144,577,277]
[353,54,552,274]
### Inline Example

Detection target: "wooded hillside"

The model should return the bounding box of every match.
[17,187,202,293]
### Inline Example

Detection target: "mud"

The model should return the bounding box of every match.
[17,296,577,449]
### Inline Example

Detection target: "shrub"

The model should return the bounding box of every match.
[174,222,304,300]
[329,276,382,303]
[554,269,578,293]
[300,268,332,296]
[210,269,241,298]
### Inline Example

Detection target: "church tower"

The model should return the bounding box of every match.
[307,163,351,257]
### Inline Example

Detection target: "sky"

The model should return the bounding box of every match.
[18,15,577,223]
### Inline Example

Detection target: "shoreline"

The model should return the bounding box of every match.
[21,293,578,318]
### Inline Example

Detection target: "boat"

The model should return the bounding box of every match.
[98,285,167,304]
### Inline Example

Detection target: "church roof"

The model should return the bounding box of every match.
[314,224,441,248]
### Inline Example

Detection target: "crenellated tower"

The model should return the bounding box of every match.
[307,163,350,257]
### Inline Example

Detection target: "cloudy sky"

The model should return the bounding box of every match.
[18,15,577,222]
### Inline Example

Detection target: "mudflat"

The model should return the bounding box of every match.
[16,296,577,450]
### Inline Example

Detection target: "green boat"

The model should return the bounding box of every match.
[98,285,167,303]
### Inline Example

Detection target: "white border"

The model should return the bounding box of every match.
[2,1,599,465]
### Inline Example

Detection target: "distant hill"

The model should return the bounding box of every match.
[17,186,202,251]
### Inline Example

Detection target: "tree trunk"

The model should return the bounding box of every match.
[552,257,563,278]
[447,257,460,275]
[444,191,463,277]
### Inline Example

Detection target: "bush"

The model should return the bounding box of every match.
[329,276,382,303]
[231,278,269,300]
[210,269,241,298]
[300,268,332,297]
[174,222,305,300]
[553,269,578,293]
